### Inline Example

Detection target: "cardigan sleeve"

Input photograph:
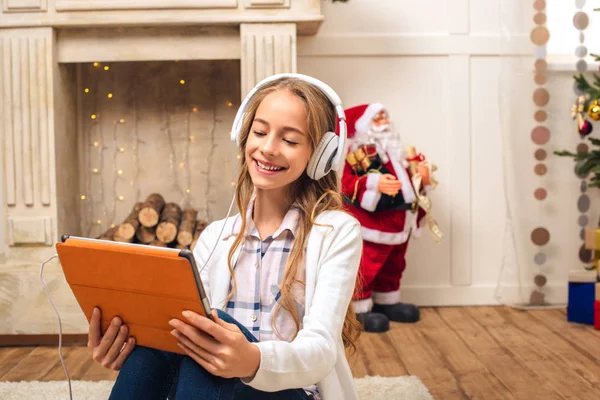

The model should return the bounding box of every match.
[242,215,362,391]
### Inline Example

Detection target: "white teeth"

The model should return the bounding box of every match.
[257,160,283,171]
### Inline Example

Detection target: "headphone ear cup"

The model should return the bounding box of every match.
[307,131,339,180]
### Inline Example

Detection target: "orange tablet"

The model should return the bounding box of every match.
[56,235,212,355]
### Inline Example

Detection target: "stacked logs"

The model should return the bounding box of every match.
[97,193,208,250]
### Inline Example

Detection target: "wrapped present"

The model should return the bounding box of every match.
[346,144,377,174]
[568,269,598,325]
[584,227,600,250]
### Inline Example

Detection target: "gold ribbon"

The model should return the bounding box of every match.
[411,163,442,243]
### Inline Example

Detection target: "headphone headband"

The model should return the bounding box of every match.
[230,73,347,177]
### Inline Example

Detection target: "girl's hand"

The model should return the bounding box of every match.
[88,307,135,371]
[169,310,261,380]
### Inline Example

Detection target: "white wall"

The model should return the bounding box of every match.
[296,0,598,305]
[547,0,599,56]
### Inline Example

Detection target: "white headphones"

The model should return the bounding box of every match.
[230,73,347,181]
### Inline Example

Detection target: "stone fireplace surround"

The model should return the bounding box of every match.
[0,0,323,335]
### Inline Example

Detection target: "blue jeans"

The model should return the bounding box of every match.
[109,309,311,400]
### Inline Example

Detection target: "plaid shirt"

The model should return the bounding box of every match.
[226,200,304,342]
[226,201,320,398]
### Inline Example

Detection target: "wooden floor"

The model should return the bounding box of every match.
[1,307,600,399]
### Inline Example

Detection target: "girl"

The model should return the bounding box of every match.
[87,74,363,399]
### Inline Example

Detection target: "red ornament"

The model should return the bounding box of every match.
[579,119,593,137]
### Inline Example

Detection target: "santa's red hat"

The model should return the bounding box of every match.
[341,103,386,138]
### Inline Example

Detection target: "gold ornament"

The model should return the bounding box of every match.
[587,100,600,121]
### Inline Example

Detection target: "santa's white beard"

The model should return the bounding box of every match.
[350,125,405,165]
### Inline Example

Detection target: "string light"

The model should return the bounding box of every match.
[192,107,198,112]
[93,141,99,147]
[97,219,102,225]
[189,136,195,142]
[236,155,241,159]
[107,93,113,99]
[104,66,110,71]
[84,88,90,93]
[110,224,116,228]
[80,195,86,200]
[118,195,124,201]
[119,119,125,124]
[231,182,236,186]
[119,147,125,153]
[117,169,123,175]
[227,101,233,107]
[179,162,185,168]
[185,188,191,193]
[91,114,97,120]
[179,79,185,85]
[93,62,99,67]
[92,168,99,173]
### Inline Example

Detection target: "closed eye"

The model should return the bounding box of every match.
[253,130,266,137]
[283,138,298,145]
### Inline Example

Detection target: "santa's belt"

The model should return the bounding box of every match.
[343,197,418,213]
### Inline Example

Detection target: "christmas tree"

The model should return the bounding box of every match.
[554,48,600,186]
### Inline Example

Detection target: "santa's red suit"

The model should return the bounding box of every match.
[340,104,429,330]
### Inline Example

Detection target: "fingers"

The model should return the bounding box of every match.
[93,317,123,362]
[180,311,234,344]
[103,324,130,367]
[111,337,135,371]
[177,342,220,377]
[170,318,221,353]
[211,309,240,332]
[87,307,102,349]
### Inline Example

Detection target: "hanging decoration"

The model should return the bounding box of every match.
[528,0,551,306]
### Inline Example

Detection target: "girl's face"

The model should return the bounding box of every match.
[245,89,312,192]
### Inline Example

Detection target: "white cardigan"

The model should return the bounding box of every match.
[193,209,362,400]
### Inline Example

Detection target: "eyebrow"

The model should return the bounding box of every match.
[253,118,305,136]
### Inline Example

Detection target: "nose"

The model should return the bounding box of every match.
[260,133,279,156]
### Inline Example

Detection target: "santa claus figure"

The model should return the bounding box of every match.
[341,103,433,333]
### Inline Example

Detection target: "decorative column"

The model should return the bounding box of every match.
[240,23,297,99]
[0,28,57,247]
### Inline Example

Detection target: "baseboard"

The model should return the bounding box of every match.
[0,334,88,347]
[400,283,568,307]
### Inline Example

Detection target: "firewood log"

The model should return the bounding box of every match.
[138,193,166,228]
[98,226,117,241]
[176,209,198,246]
[114,202,144,242]
[156,203,182,244]
[136,225,156,244]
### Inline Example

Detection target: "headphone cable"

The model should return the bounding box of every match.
[40,254,73,400]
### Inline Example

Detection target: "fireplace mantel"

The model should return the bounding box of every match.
[0,0,321,251]
[0,0,323,34]
[0,0,326,335]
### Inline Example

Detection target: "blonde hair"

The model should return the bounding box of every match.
[227,77,361,352]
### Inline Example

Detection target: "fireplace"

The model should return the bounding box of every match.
[0,0,323,334]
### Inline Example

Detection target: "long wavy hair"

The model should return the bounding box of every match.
[227,77,361,352]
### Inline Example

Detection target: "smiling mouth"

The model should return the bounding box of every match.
[255,159,285,172]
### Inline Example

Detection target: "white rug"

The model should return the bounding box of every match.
[0,376,433,399]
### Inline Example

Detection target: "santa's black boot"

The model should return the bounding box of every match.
[356,312,390,333]
[372,303,420,323]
